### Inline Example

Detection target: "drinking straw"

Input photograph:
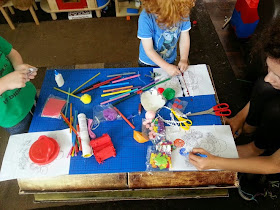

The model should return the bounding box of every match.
[71,72,100,94]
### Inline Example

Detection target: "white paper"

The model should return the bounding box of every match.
[0,129,72,181]
[180,64,215,97]
[165,125,239,171]
[153,68,184,97]
[153,64,215,97]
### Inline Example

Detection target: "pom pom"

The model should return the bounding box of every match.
[162,88,175,100]
[80,94,92,104]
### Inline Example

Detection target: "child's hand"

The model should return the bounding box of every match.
[178,59,189,72]
[0,70,30,91]
[14,64,37,80]
[165,64,181,76]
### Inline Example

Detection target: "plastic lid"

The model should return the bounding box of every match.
[54,70,59,75]
[29,135,60,165]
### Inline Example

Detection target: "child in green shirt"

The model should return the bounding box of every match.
[0,36,37,135]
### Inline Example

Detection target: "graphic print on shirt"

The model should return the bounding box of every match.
[158,26,180,60]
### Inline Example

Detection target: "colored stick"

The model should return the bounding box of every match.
[107,72,136,77]
[74,81,100,95]
[60,112,78,136]
[81,76,121,93]
[113,107,135,129]
[112,74,140,84]
[70,103,72,133]
[101,89,131,97]
[100,93,130,105]
[111,78,170,106]
[54,87,81,99]
[109,88,139,100]
[99,82,129,88]
[102,85,133,93]
[71,72,100,94]
[64,87,71,117]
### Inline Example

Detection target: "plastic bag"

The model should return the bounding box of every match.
[41,95,66,119]
[167,98,188,113]
[142,118,166,145]
[92,104,121,125]
[146,145,171,171]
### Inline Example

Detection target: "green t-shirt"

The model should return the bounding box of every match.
[0,36,36,128]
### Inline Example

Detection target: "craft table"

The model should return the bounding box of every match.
[17,67,238,202]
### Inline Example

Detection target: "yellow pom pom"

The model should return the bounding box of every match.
[80,94,91,104]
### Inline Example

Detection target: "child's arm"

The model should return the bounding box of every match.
[0,69,30,95]
[141,39,181,76]
[7,48,37,79]
[178,31,190,72]
[189,148,280,174]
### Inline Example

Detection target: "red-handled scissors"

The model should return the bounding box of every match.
[188,103,231,117]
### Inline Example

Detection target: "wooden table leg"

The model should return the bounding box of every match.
[8,6,15,15]
[95,9,101,18]
[33,1,38,10]
[29,6,39,25]
[0,7,15,30]
[50,12,57,20]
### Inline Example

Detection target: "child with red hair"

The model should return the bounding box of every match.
[137,0,196,76]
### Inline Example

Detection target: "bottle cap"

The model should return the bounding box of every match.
[54,70,59,75]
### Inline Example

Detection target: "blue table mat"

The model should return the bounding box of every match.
[29,67,221,174]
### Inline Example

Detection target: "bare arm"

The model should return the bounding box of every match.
[141,38,181,76]
[0,49,37,95]
[225,102,250,137]
[7,49,24,70]
[189,148,280,174]
[178,31,190,72]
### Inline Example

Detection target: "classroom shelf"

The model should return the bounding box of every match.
[115,0,141,17]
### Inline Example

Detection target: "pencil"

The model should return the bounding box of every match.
[71,72,100,94]
[113,106,135,129]
[138,103,142,115]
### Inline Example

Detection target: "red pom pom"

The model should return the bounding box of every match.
[192,20,197,25]
[157,87,164,94]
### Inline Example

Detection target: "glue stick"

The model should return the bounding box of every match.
[77,113,93,158]
[54,70,64,87]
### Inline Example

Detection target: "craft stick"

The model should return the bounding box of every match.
[107,72,136,77]
[111,78,170,106]
[112,74,140,84]
[99,82,129,88]
[77,124,82,151]
[64,87,71,117]
[113,107,135,129]
[54,87,81,99]
[70,103,72,133]
[75,81,100,95]
[142,77,171,91]
[100,93,130,105]
[101,89,131,97]
[71,72,100,94]
[60,112,78,136]
[81,76,121,93]
[103,85,133,93]
[109,88,139,100]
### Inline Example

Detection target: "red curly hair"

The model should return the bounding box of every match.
[141,0,196,28]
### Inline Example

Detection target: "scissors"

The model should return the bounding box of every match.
[170,108,192,130]
[188,103,231,117]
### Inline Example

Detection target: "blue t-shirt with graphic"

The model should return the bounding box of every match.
[137,10,191,66]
